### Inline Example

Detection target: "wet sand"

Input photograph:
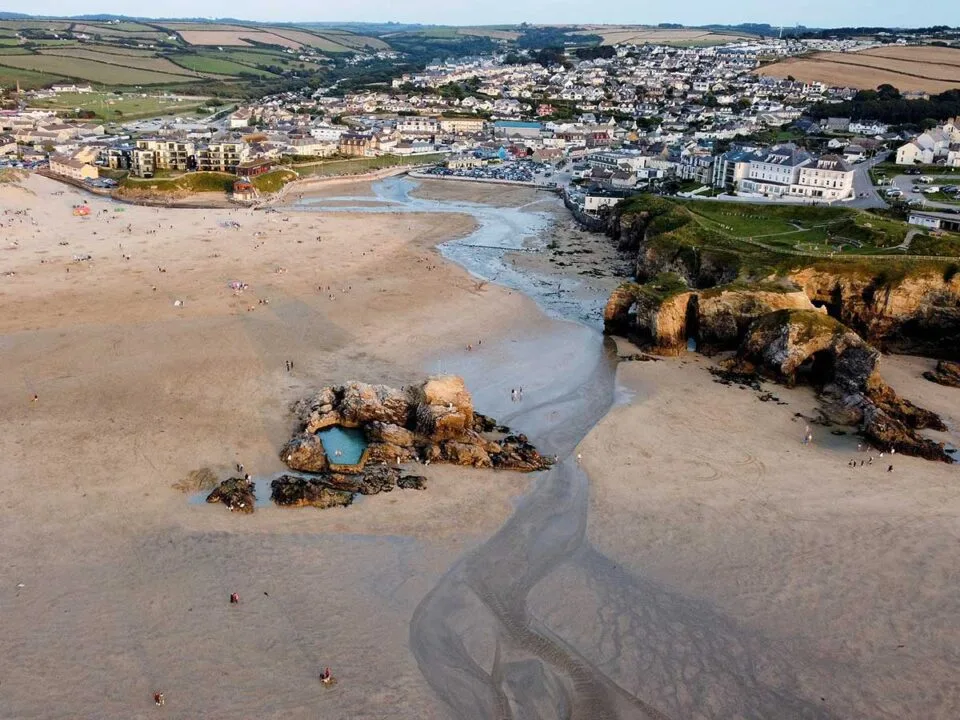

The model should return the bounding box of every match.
[565,346,960,719]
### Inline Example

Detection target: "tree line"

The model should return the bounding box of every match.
[807,85,960,125]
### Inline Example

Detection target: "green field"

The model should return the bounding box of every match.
[618,196,960,287]
[682,201,924,254]
[39,48,203,77]
[169,54,277,77]
[0,64,63,89]
[0,53,200,85]
[294,153,447,177]
[28,91,213,120]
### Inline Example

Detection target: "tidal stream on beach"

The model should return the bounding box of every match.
[293,177,835,719]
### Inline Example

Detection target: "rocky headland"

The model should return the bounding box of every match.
[600,196,956,461]
[603,195,960,357]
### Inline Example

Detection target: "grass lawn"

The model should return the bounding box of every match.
[909,233,960,256]
[921,192,960,205]
[294,153,447,177]
[250,169,298,193]
[681,199,919,254]
[874,162,960,176]
[120,172,236,193]
[683,201,847,237]
[0,65,64,88]
[29,91,211,120]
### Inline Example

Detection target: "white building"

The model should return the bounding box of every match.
[790,155,855,200]
[738,145,813,197]
[396,117,440,136]
[309,125,345,142]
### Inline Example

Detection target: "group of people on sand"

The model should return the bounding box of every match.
[849,443,896,472]
[153,594,336,706]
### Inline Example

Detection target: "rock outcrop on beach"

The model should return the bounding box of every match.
[206,477,256,513]
[734,310,949,462]
[284,376,552,478]
[924,360,960,388]
[270,475,355,509]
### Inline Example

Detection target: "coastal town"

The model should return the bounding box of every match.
[3,33,960,223]
[3,13,960,720]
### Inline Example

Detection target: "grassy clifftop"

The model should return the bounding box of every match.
[614,195,960,281]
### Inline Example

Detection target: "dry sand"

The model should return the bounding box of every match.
[0,173,555,718]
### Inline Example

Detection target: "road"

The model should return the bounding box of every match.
[847,152,889,209]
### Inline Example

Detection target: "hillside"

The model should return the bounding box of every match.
[0,18,384,93]
[757,45,960,94]
[0,17,768,95]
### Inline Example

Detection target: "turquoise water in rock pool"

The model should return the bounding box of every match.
[319,426,368,465]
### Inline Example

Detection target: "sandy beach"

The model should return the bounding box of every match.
[568,347,960,719]
[0,173,558,718]
[2,171,959,719]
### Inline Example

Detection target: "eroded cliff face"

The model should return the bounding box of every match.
[604,284,818,355]
[607,201,960,358]
[789,268,960,357]
[607,206,740,288]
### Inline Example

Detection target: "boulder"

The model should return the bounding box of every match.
[492,434,554,472]
[398,475,427,490]
[440,440,493,468]
[365,421,416,447]
[270,475,353,509]
[365,442,419,465]
[206,477,256,513]
[861,405,950,462]
[280,433,328,472]
[923,360,960,389]
[413,375,475,440]
[339,383,412,426]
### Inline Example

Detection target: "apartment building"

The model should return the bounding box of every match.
[197,141,249,173]
[130,147,157,178]
[738,144,813,197]
[439,117,487,135]
[396,116,440,136]
[714,144,854,200]
[135,139,196,172]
